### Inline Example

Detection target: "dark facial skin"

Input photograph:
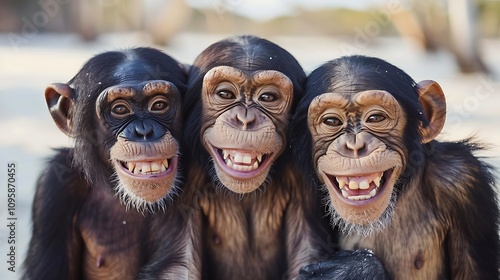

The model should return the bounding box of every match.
[22,48,201,280]
[96,80,182,209]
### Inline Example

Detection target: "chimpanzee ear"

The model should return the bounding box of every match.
[416,80,446,143]
[45,83,76,137]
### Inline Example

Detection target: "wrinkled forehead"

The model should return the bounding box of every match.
[203,65,292,87]
[99,80,178,103]
[308,90,400,114]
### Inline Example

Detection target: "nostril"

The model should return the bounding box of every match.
[236,112,256,129]
[120,120,165,142]
[344,135,367,157]
[136,128,150,136]
[358,145,367,156]
[134,123,155,139]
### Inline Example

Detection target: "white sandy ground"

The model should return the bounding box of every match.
[0,33,499,279]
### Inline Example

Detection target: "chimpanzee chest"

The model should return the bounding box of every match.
[78,191,146,280]
[203,196,287,280]
[340,194,448,280]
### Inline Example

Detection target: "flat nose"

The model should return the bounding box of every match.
[119,119,165,142]
[234,108,256,130]
[134,122,155,140]
[345,134,366,157]
[332,132,378,158]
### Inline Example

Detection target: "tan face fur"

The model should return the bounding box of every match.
[308,90,406,233]
[201,66,293,194]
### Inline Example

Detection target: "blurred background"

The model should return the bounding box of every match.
[0,0,499,279]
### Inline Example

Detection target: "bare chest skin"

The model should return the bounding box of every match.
[340,185,449,280]
[78,190,147,280]
[201,186,289,280]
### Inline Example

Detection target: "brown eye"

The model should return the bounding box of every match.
[367,114,386,123]
[112,104,130,116]
[259,92,278,102]
[323,117,342,127]
[217,90,235,99]
[151,100,168,112]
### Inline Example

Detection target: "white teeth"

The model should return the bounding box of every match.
[221,150,263,172]
[359,180,370,190]
[348,194,372,201]
[335,172,384,190]
[349,180,359,190]
[335,172,385,201]
[343,189,377,201]
[341,189,349,198]
[123,159,170,175]
[257,154,262,163]
[142,164,151,173]
[242,154,252,164]
[225,158,259,171]
[252,161,259,169]
[151,162,160,172]
[234,153,243,163]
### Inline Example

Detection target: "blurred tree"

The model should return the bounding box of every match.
[392,0,489,74]
[448,0,489,73]
[143,0,191,45]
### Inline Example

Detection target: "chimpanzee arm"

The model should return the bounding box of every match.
[437,141,500,279]
[136,195,202,280]
[283,170,324,279]
[22,148,87,280]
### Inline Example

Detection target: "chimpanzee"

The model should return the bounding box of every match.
[292,55,500,279]
[180,35,388,280]
[22,47,201,280]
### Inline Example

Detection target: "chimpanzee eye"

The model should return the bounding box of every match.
[323,117,343,127]
[259,92,278,102]
[217,90,235,99]
[111,104,130,116]
[367,114,386,123]
[151,100,168,112]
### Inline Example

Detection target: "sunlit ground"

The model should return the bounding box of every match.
[0,32,499,279]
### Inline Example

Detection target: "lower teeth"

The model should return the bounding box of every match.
[341,187,378,200]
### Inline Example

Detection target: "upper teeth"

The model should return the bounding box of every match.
[125,159,169,175]
[221,149,264,172]
[335,172,383,201]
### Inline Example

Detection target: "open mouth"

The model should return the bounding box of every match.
[117,157,176,178]
[217,148,269,172]
[210,145,273,177]
[326,168,394,202]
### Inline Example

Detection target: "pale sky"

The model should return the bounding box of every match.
[187,0,389,21]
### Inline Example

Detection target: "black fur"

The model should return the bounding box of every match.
[291,55,500,279]
[22,48,196,280]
